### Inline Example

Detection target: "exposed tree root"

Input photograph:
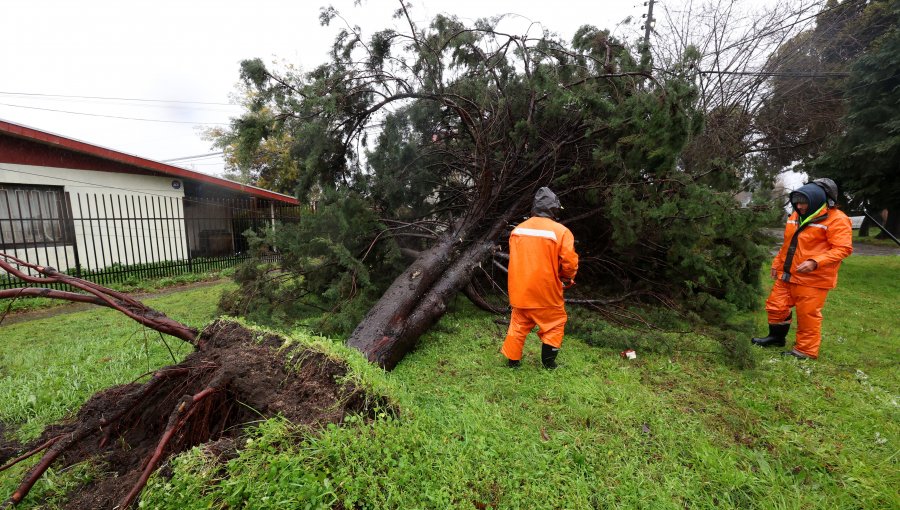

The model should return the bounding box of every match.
[1,320,384,509]
[0,436,61,474]
[0,253,198,343]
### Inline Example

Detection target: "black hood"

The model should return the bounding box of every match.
[790,183,827,220]
[532,187,562,219]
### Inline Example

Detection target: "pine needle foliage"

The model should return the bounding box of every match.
[215,7,774,337]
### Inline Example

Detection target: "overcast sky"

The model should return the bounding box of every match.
[3,0,805,190]
[1,0,641,176]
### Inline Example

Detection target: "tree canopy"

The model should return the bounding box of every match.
[214,4,773,367]
[809,6,900,232]
[751,0,899,235]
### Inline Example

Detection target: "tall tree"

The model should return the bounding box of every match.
[755,0,897,168]
[809,11,900,236]
[217,3,772,368]
[751,0,899,235]
[651,0,827,201]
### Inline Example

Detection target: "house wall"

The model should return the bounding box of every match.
[0,162,188,272]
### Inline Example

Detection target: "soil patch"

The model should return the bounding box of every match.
[0,421,25,467]
[3,319,386,509]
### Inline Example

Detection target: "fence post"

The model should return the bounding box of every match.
[183,197,194,271]
[65,193,83,279]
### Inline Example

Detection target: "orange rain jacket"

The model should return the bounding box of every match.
[772,207,853,289]
[507,216,579,308]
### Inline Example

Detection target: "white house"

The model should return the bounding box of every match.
[0,120,298,284]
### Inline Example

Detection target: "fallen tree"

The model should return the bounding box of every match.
[0,253,383,508]
[214,2,773,369]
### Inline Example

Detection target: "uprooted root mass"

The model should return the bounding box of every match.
[0,320,384,509]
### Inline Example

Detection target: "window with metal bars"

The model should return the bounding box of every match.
[0,184,73,248]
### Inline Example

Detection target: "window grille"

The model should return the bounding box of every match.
[0,185,72,248]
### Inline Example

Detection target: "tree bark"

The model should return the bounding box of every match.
[858,215,872,238]
[346,195,529,369]
[876,207,900,240]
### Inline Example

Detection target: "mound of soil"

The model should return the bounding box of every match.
[2,320,384,509]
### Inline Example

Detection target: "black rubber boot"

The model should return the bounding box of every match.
[541,344,559,369]
[751,323,790,348]
[507,359,521,369]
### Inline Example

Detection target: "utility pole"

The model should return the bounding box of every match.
[643,0,656,47]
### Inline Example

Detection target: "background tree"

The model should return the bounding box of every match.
[216,2,773,369]
[753,0,893,164]
[651,0,825,199]
[808,10,900,237]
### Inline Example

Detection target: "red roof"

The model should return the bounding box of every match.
[0,119,299,205]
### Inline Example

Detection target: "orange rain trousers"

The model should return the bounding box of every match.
[765,279,829,359]
[501,306,567,361]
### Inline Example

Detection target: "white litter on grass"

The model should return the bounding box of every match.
[850,369,899,409]
[874,432,888,446]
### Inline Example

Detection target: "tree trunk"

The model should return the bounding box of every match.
[346,196,528,369]
[345,233,468,363]
[357,238,498,369]
[876,207,900,240]
[858,215,872,238]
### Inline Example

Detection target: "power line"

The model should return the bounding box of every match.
[0,91,237,106]
[161,152,224,163]
[697,70,850,78]
[0,103,228,125]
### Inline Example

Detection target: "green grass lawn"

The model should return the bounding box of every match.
[0,266,235,315]
[0,283,235,442]
[853,227,899,247]
[2,258,897,509]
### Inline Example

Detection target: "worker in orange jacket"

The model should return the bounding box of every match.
[501,187,579,369]
[752,178,852,359]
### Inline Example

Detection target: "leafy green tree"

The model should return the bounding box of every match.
[810,12,900,236]
[755,0,897,169]
[217,5,772,368]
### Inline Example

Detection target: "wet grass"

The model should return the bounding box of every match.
[853,227,899,247]
[2,258,897,508]
[142,256,897,509]
[0,282,234,441]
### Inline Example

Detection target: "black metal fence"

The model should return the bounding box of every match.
[0,190,302,290]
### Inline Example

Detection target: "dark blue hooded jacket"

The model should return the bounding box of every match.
[790,183,827,221]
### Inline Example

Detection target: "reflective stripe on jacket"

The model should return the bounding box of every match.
[508,216,578,308]
[772,207,853,289]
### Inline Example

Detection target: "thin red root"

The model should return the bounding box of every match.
[117,386,220,509]
[6,435,72,506]
[0,436,62,473]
